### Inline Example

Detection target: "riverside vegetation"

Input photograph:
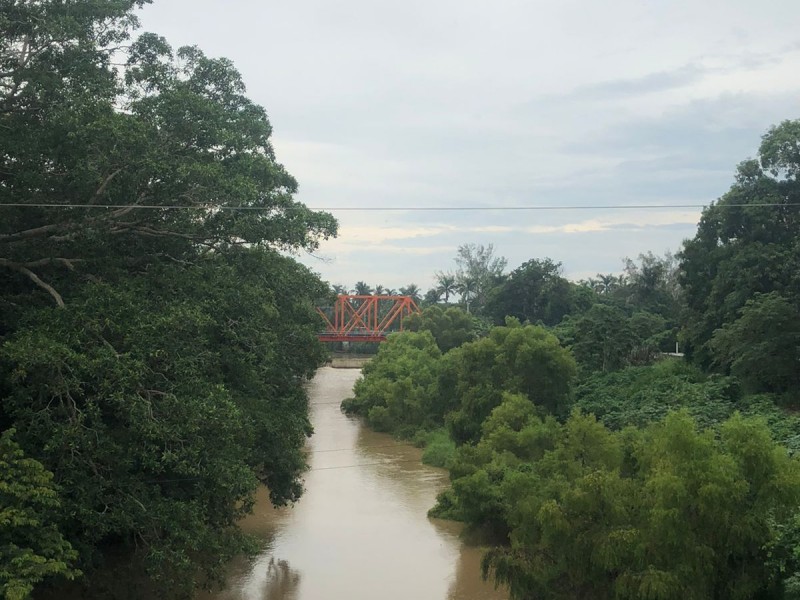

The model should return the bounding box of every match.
[343,120,800,600]
[1,2,335,598]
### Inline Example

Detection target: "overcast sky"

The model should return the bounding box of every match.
[139,0,800,291]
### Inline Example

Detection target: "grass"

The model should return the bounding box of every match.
[414,428,456,468]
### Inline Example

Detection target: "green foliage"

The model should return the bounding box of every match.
[416,429,457,468]
[760,119,800,177]
[576,358,800,457]
[434,271,459,304]
[441,320,577,444]
[621,252,682,319]
[0,430,79,600]
[441,406,800,600]
[711,292,800,395]
[398,283,422,304]
[405,305,477,352]
[483,258,574,326]
[1,251,327,596]
[353,281,372,295]
[452,243,508,312]
[342,332,445,436]
[566,305,674,373]
[575,359,738,430]
[2,23,336,313]
[570,304,634,372]
[680,121,800,373]
[344,321,574,446]
[0,3,336,597]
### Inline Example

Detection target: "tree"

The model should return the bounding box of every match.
[435,271,458,303]
[621,252,681,318]
[0,4,336,596]
[423,288,442,305]
[1,251,329,596]
[406,305,477,353]
[353,281,372,295]
[399,283,421,304]
[679,121,800,368]
[710,292,800,395]
[575,359,739,432]
[442,320,577,444]
[594,273,624,295]
[456,276,478,312]
[571,304,635,372]
[453,244,507,312]
[483,258,573,326]
[0,430,79,600]
[341,332,445,435]
[1,34,335,310]
[454,409,800,600]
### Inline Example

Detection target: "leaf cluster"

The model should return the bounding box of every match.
[443,399,800,600]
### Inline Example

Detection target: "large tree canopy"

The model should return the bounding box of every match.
[442,320,577,444]
[406,305,477,353]
[483,258,573,326]
[453,243,507,311]
[473,409,800,600]
[1,16,335,309]
[679,120,800,388]
[0,2,337,597]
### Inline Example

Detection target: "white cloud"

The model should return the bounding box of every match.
[138,0,800,285]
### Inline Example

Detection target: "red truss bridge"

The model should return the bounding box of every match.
[316,295,421,343]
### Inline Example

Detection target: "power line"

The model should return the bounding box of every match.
[1,202,799,212]
[141,458,429,483]
[309,443,409,453]
[310,459,427,471]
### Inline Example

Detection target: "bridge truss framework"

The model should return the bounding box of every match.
[316,294,421,343]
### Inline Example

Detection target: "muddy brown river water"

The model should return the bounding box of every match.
[201,366,507,600]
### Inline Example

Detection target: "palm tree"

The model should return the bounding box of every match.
[595,273,620,295]
[353,281,372,296]
[435,271,457,303]
[579,277,598,291]
[399,283,421,304]
[331,283,347,295]
[456,276,476,312]
[424,288,442,305]
[374,284,386,296]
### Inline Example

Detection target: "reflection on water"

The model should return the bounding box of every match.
[253,559,300,600]
[201,367,506,600]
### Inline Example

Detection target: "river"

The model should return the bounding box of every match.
[202,366,507,600]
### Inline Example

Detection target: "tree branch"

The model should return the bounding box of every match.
[0,222,63,244]
[92,168,124,202]
[0,258,65,307]
[110,224,200,241]
[13,257,82,270]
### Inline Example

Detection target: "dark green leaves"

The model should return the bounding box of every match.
[679,120,800,381]
[454,408,800,600]
[0,3,337,596]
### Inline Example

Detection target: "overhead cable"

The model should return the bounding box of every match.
[1,202,799,211]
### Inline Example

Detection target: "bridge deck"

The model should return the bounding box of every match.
[317,333,387,343]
